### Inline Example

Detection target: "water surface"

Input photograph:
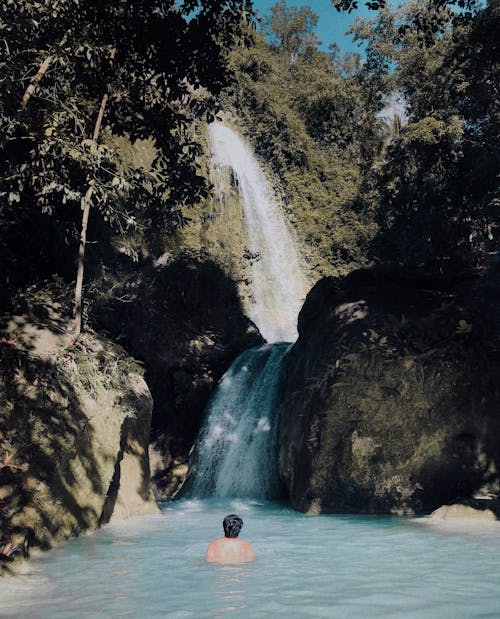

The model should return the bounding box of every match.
[1,499,499,618]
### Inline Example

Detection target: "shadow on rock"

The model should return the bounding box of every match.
[0,283,158,571]
[91,252,263,499]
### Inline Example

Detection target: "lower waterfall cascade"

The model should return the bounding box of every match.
[186,343,291,499]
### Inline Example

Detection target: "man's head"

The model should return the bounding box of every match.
[223,514,243,538]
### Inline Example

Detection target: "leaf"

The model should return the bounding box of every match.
[456,319,472,334]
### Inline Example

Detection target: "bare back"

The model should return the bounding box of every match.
[205,538,255,564]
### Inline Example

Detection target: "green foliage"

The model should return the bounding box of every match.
[0,0,253,308]
[352,0,499,270]
[222,0,496,277]
[221,16,384,276]
[265,1,319,60]
[332,0,478,18]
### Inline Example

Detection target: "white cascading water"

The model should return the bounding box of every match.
[187,123,309,499]
[186,343,290,498]
[208,122,308,343]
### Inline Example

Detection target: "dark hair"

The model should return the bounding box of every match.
[223,514,243,538]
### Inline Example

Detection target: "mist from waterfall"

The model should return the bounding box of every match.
[208,122,308,343]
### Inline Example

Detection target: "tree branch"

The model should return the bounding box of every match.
[20,55,53,110]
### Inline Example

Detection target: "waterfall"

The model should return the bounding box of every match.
[186,123,308,499]
[186,343,290,499]
[208,122,308,343]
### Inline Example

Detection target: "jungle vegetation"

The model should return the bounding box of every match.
[0,0,498,328]
[222,0,498,275]
[0,0,253,328]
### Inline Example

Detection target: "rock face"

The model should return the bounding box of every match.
[92,253,263,499]
[0,293,158,570]
[279,268,500,515]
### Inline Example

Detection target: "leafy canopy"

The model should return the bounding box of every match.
[0,0,253,297]
[351,0,499,270]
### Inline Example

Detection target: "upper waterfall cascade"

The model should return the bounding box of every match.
[208,122,309,343]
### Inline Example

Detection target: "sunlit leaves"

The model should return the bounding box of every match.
[0,0,254,296]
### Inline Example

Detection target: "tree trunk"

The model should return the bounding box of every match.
[73,93,109,338]
[20,55,52,110]
[74,93,113,341]
[73,187,92,338]
[73,49,115,338]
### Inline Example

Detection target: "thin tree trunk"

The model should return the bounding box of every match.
[20,55,52,110]
[73,49,115,338]
[73,93,108,338]
[74,187,93,338]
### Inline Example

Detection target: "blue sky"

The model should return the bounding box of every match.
[252,0,378,55]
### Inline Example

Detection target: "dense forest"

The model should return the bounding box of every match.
[222,0,498,276]
[1,0,498,326]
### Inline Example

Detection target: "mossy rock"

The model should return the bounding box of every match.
[279,268,500,514]
[0,288,158,572]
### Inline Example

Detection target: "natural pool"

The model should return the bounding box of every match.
[1,498,499,618]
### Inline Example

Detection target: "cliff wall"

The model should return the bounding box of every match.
[91,253,263,499]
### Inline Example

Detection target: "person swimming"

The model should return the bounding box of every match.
[205,514,255,564]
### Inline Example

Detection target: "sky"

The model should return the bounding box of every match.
[251,0,408,119]
[251,0,379,55]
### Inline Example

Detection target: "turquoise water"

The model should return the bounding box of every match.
[1,499,500,618]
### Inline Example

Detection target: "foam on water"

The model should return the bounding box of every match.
[208,122,309,343]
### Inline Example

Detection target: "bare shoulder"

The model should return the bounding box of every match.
[205,540,220,562]
[240,540,256,559]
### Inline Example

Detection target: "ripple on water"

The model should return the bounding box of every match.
[1,500,500,618]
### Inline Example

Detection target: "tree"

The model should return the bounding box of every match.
[351,0,499,270]
[0,0,253,331]
[265,0,320,61]
[220,11,384,277]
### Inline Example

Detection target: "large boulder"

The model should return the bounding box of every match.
[279,268,500,515]
[428,504,497,521]
[0,291,158,571]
